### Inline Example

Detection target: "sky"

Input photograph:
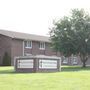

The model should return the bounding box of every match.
[0,0,90,36]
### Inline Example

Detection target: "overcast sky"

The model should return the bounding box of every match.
[0,0,90,36]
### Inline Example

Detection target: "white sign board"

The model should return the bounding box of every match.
[17,59,34,68]
[39,59,57,69]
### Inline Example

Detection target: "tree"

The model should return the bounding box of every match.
[2,52,11,66]
[50,9,90,67]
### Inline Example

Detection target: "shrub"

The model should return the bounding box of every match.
[2,52,11,66]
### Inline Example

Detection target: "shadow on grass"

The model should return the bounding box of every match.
[0,67,25,74]
[0,66,90,74]
[0,70,33,74]
[61,66,90,72]
[0,70,15,74]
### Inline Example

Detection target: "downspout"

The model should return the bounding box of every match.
[23,40,24,56]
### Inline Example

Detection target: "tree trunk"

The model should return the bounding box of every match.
[80,54,88,68]
[82,61,86,67]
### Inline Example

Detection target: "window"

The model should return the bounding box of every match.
[39,42,45,50]
[62,57,68,64]
[24,41,32,48]
[73,57,78,64]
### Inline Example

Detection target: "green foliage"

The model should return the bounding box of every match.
[50,9,90,67]
[2,52,11,66]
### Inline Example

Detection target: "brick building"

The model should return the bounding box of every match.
[0,30,60,65]
[0,30,90,66]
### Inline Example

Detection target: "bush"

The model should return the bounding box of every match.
[2,52,11,66]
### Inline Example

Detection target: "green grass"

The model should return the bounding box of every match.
[0,66,90,90]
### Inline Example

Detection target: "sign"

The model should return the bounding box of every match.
[17,59,33,68]
[39,59,57,69]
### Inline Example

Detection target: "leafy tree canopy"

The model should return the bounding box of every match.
[50,9,90,67]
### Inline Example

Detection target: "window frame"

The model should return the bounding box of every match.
[62,57,68,64]
[39,42,45,50]
[73,57,78,64]
[24,41,32,49]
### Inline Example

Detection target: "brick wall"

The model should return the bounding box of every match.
[11,39,23,65]
[24,41,60,56]
[0,35,60,65]
[0,34,12,65]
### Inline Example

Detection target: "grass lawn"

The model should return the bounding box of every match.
[0,66,90,90]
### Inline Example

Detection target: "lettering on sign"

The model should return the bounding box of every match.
[17,59,33,68]
[39,60,57,69]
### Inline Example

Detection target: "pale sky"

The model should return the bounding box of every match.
[0,0,90,36]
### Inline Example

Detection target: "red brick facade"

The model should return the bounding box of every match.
[0,34,60,65]
[0,34,12,65]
